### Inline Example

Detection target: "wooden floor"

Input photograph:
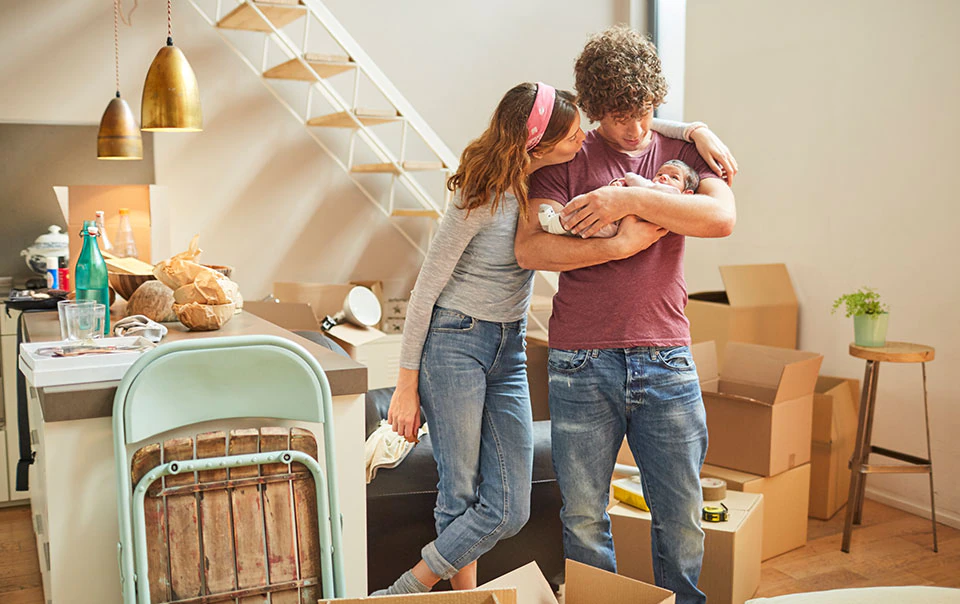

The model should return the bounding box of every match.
[1,499,957,603]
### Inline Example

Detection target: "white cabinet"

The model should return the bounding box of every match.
[1,306,28,503]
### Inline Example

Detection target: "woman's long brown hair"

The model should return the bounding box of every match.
[446,83,578,219]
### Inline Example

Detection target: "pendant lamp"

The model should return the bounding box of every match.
[141,0,202,131]
[97,0,142,160]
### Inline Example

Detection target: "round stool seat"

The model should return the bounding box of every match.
[849,341,935,363]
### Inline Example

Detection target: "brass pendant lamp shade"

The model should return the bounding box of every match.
[97,94,143,160]
[141,39,203,131]
[97,0,142,160]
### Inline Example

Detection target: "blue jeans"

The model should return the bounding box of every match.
[417,307,534,579]
[548,346,707,604]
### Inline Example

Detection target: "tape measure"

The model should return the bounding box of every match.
[702,502,729,523]
[701,477,727,501]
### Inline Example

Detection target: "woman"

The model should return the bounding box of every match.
[375,82,736,595]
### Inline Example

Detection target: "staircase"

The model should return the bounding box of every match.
[188,0,556,334]
[188,0,457,254]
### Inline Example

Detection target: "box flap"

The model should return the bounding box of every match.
[689,341,718,382]
[274,282,354,320]
[480,561,557,604]
[564,560,674,604]
[721,342,822,399]
[328,323,386,347]
[719,264,797,308]
[244,301,320,332]
[775,355,824,403]
[320,588,516,603]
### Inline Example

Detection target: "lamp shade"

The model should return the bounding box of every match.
[97,96,143,160]
[141,44,202,131]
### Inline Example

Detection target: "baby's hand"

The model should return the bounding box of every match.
[609,177,626,187]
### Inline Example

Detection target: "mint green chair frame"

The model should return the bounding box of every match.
[112,335,345,603]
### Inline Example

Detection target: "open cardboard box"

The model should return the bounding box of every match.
[247,297,400,390]
[686,264,798,363]
[693,341,823,477]
[321,560,674,603]
[611,491,762,604]
[809,376,860,519]
[701,462,810,561]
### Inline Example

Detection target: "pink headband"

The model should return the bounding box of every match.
[525,82,556,151]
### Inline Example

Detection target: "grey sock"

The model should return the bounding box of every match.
[370,569,432,596]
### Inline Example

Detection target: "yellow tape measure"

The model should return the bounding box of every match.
[702,502,729,523]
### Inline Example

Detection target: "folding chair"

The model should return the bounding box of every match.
[113,335,345,603]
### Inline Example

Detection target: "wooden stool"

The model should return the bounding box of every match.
[842,341,937,553]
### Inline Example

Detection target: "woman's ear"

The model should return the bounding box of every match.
[529,150,544,159]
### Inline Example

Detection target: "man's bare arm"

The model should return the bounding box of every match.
[515,197,667,271]
[562,177,736,239]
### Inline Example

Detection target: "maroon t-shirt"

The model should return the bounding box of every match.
[528,129,718,350]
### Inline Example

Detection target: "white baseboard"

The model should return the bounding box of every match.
[864,486,960,530]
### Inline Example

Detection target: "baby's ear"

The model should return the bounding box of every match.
[683,189,695,195]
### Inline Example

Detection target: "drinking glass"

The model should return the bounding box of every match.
[57,299,95,340]
[64,302,106,341]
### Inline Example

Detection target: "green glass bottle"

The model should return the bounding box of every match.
[74,220,110,334]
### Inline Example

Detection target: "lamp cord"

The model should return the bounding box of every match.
[113,0,120,97]
[167,0,173,45]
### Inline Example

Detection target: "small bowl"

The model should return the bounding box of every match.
[108,272,157,301]
[202,264,233,279]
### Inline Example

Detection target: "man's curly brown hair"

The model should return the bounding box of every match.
[574,25,668,122]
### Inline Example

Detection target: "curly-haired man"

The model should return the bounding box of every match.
[515,25,737,604]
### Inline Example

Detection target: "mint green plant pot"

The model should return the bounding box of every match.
[854,313,889,347]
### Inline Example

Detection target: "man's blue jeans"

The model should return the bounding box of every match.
[548,346,707,604]
[417,307,533,579]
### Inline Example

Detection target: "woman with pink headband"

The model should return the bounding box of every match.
[375,82,734,596]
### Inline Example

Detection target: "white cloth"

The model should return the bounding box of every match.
[113,314,168,343]
[364,420,428,483]
[747,587,960,604]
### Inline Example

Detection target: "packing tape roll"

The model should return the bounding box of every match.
[701,477,727,501]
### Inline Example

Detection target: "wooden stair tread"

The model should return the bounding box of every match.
[390,208,441,218]
[350,161,444,174]
[263,55,355,81]
[217,1,306,33]
[307,109,400,128]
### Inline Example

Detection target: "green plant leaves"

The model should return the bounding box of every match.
[831,287,888,318]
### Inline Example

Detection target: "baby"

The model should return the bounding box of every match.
[539,159,700,238]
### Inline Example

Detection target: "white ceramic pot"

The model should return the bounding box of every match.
[20,225,70,274]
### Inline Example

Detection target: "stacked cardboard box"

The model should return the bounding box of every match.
[810,376,860,519]
[692,340,822,561]
[382,298,408,334]
[610,491,763,604]
[686,264,798,364]
[526,329,550,421]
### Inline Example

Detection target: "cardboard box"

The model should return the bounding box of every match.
[383,297,409,320]
[321,589,517,603]
[483,559,675,604]
[382,317,406,334]
[611,490,762,604]
[809,376,860,520]
[526,329,550,421]
[701,463,810,560]
[694,341,823,476]
[247,298,401,390]
[274,280,385,329]
[686,264,798,363]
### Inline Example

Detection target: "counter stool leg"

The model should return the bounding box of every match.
[854,361,881,525]
[921,362,938,553]
[843,359,876,552]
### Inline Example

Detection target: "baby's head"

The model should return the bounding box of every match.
[654,160,699,194]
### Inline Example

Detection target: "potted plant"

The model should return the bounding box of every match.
[832,287,889,347]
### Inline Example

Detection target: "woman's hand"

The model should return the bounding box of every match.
[690,127,738,185]
[560,188,629,238]
[387,368,421,443]
[613,216,668,258]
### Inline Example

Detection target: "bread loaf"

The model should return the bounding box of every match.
[126,281,177,322]
[173,302,236,331]
[173,272,240,305]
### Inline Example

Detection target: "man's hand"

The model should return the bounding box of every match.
[613,216,668,258]
[560,187,631,238]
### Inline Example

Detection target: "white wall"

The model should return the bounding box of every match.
[1,0,619,298]
[684,0,960,526]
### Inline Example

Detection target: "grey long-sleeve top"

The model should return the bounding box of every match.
[399,194,533,370]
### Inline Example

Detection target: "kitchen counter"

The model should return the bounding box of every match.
[20,308,371,602]
[22,308,368,421]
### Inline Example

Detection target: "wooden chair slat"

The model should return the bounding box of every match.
[197,431,238,595]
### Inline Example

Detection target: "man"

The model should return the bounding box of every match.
[514,26,736,604]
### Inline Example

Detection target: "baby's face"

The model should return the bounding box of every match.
[653,164,688,193]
